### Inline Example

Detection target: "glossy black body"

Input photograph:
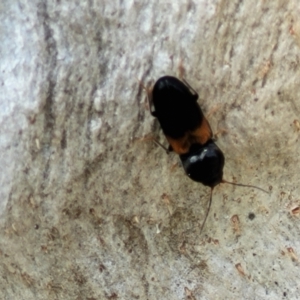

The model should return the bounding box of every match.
[151,76,225,187]
[152,76,203,138]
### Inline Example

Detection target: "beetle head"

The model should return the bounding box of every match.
[180,141,225,187]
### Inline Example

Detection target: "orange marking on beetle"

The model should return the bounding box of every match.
[192,117,213,145]
[166,117,213,155]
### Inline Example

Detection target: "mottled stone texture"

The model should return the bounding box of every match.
[1,0,300,299]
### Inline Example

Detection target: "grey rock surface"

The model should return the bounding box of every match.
[1,0,300,299]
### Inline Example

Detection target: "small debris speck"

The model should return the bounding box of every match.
[248,213,255,220]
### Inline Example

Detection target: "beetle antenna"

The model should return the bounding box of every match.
[136,77,154,115]
[200,188,214,233]
[221,179,269,193]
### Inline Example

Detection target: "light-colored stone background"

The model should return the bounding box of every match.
[1,0,300,299]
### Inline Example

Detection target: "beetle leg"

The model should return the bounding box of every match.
[182,78,199,100]
[145,85,156,116]
[178,59,199,99]
[153,139,170,154]
[138,135,170,154]
[213,128,227,140]
[137,78,156,116]
[205,104,221,119]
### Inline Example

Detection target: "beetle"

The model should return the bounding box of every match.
[146,75,268,233]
